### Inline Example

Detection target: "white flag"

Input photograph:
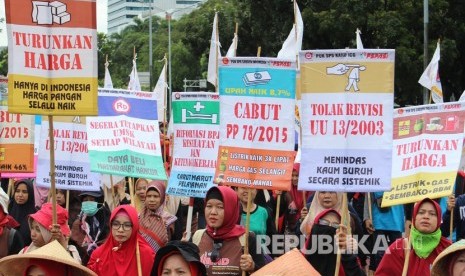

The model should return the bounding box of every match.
[226,33,238,57]
[459,90,465,102]
[128,58,141,91]
[104,62,113,89]
[153,64,167,121]
[356,28,364,49]
[418,42,443,103]
[207,12,221,88]
[277,1,303,59]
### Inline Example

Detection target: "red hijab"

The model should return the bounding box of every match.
[157,252,202,276]
[290,163,304,210]
[205,186,245,240]
[87,205,155,276]
[0,210,19,236]
[413,198,442,231]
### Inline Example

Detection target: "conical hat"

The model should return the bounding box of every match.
[0,240,96,276]
[431,239,465,276]
[251,248,321,276]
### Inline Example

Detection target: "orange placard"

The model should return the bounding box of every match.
[214,146,295,191]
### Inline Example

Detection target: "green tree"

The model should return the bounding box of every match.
[0,18,6,76]
[97,32,116,87]
[0,48,7,76]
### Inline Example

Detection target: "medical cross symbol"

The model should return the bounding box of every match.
[193,102,205,112]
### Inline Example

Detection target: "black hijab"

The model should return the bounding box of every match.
[304,209,340,276]
[8,179,37,245]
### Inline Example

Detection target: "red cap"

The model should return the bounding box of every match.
[29,203,70,236]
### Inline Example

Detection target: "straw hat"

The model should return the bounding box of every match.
[0,240,97,276]
[431,239,465,276]
[251,248,321,276]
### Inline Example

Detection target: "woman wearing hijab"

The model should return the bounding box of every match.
[303,209,365,276]
[70,190,111,265]
[151,240,207,276]
[376,197,451,275]
[20,203,81,263]
[139,180,177,252]
[284,163,309,232]
[134,178,148,212]
[0,188,24,257]
[87,205,155,276]
[299,191,343,236]
[8,179,37,245]
[192,186,265,275]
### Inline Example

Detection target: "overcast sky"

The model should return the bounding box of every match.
[0,0,108,47]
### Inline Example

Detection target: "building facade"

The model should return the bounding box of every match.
[107,0,203,35]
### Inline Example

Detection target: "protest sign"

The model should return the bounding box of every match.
[214,57,296,190]
[167,92,219,198]
[5,0,98,115]
[298,49,395,192]
[382,102,465,206]
[86,89,167,180]
[36,116,100,191]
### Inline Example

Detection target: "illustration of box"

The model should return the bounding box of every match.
[398,120,410,136]
[53,12,70,24]
[445,116,459,131]
[49,1,66,15]
[37,5,53,24]
[430,117,441,125]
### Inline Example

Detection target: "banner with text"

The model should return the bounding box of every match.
[0,108,35,173]
[214,57,296,191]
[382,103,465,206]
[2,115,41,177]
[86,89,167,180]
[167,92,219,198]
[298,49,395,192]
[36,116,100,191]
[5,0,98,115]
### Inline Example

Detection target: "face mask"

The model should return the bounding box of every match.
[82,201,99,216]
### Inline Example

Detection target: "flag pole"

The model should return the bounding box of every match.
[128,177,142,276]
[334,193,349,276]
[47,116,58,225]
[402,231,412,276]
[422,0,429,105]
[242,47,261,276]
[215,12,219,92]
[275,192,281,231]
[185,197,194,241]
[234,22,238,56]
[450,193,454,241]
[162,54,169,164]
[293,0,297,39]
[7,178,14,198]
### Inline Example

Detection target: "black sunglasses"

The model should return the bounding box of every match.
[209,242,223,263]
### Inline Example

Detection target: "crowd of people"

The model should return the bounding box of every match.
[0,165,464,276]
